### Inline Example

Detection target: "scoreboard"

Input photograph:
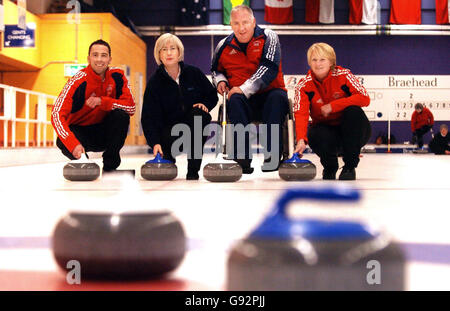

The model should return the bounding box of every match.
[285,75,450,121]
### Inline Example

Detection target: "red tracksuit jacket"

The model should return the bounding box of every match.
[211,25,286,98]
[51,65,135,152]
[293,66,370,142]
[411,107,434,132]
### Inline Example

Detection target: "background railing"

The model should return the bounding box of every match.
[0,84,57,148]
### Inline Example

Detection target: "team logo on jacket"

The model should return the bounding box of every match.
[317,98,323,104]
[333,92,342,99]
[229,49,237,55]
[107,84,113,96]
[253,41,261,47]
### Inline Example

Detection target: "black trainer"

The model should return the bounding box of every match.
[235,159,254,174]
[103,156,121,172]
[322,169,337,180]
[102,166,116,173]
[186,171,199,180]
[242,167,254,174]
[339,167,356,180]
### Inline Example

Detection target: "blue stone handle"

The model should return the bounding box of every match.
[146,152,173,164]
[283,152,310,163]
[250,187,370,240]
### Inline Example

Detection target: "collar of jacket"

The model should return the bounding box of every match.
[228,25,264,51]
[309,66,339,84]
[86,64,110,82]
[158,61,185,80]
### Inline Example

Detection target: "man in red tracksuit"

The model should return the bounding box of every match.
[51,40,135,171]
[211,4,289,173]
[411,103,434,149]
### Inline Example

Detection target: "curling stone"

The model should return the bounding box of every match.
[361,146,376,153]
[141,153,177,180]
[52,211,186,279]
[63,153,100,181]
[278,153,316,181]
[203,92,242,182]
[203,154,242,182]
[227,187,405,291]
[412,147,428,154]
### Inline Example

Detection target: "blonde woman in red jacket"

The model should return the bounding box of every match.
[411,103,434,148]
[293,42,371,180]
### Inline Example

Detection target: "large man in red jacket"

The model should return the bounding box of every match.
[411,103,434,149]
[211,5,289,173]
[51,40,135,171]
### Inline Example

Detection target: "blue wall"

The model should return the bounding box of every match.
[145,34,450,80]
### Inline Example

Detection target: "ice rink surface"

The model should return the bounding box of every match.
[0,151,449,290]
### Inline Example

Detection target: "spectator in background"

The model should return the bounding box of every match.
[429,124,450,155]
[293,42,371,180]
[141,33,217,180]
[411,103,434,149]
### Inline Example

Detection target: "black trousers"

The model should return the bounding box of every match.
[160,107,212,173]
[413,125,431,148]
[56,109,130,170]
[226,88,289,162]
[307,106,371,171]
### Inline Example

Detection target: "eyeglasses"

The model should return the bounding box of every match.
[160,47,178,53]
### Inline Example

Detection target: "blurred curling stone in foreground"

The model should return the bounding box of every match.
[52,175,186,279]
[227,186,406,290]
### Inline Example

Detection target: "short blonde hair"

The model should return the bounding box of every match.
[307,42,337,70]
[231,5,254,20]
[153,33,184,66]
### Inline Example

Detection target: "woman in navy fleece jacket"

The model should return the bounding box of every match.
[141,33,218,180]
